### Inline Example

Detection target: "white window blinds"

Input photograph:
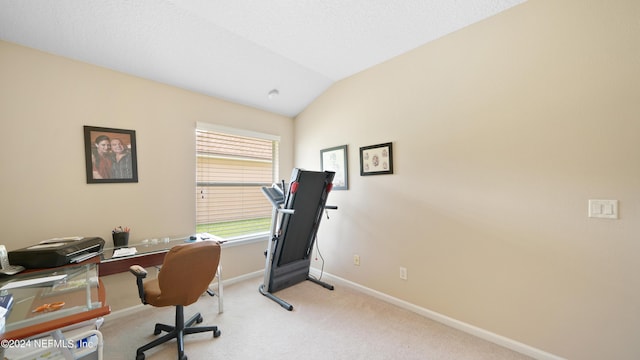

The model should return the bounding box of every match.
[195,124,279,240]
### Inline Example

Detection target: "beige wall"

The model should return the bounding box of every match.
[296,1,640,359]
[0,40,293,280]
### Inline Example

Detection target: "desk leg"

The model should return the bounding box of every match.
[217,265,223,313]
[51,329,74,360]
[206,265,224,313]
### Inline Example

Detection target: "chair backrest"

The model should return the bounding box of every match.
[157,241,221,306]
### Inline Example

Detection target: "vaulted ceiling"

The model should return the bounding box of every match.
[0,0,526,117]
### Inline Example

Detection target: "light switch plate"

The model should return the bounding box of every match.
[588,199,618,219]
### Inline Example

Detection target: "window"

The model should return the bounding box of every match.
[195,123,279,242]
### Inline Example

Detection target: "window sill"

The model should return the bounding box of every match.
[220,233,269,248]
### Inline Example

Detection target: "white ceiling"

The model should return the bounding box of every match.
[0,0,526,117]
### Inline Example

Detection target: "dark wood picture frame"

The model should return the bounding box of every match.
[359,142,393,176]
[84,126,138,183]
[320,145,348,190]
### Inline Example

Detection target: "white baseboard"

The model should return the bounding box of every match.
[221,269,263,286]
[105,303,147,322]
[309,269,565,360]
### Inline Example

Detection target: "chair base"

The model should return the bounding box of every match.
[136,305,221,360]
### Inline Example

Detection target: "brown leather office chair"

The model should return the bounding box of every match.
[129,241,222,360]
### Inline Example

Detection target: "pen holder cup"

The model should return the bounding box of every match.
[112,232,129,248]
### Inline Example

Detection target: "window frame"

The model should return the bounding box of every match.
[195,122,280,246]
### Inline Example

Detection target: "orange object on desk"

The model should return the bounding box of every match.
[32,301,65,313]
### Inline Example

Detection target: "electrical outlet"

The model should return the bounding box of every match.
[399,266,408,280]
[353,254,360,266]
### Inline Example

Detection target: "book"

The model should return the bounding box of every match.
[0,293,13,318]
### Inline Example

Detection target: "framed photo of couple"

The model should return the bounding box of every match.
[84,126,138,184]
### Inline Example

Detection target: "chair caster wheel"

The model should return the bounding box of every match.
[196,314,203,324]
[214,329,221,338]
[136,352,145,360]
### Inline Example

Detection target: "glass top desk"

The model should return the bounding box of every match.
[100,235,224,313]
[100,237,190,276]
[0,262,110,340]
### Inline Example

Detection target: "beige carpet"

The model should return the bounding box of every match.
[99,277,533,360]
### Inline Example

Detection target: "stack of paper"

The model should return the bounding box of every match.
[112,247,137,258]
[0,274,68,290]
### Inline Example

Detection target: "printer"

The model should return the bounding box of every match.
[8,237,105,269]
